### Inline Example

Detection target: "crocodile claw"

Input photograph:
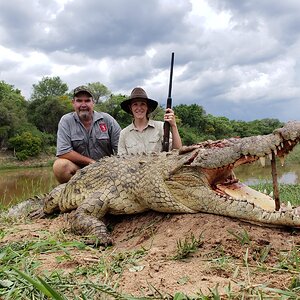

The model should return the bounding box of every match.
[29,208,46,219]
[82,235,113,247]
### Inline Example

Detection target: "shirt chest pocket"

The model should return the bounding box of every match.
[147,133,163,153]
[70,132,86,153]
[94,130,112,154]
[94,130,110,142]
[125,139,138,149]
[148,135,161,144]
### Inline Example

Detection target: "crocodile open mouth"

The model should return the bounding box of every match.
[215,139,298,211]
[180,134,300,212]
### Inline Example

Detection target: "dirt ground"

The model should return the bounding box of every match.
[2,210,300,297]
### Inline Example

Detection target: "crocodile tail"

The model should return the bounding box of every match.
[5,194,47,218]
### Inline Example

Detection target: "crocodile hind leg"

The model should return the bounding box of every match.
[67,192,112,246]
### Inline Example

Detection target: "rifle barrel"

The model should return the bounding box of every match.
[167,52,174,101]
[162,52,175,151]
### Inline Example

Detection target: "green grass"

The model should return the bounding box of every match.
[286,144,300,163]
[173,233,203,260]
[0,233,148,299]
[250,182,300,207]
[0,159,55,170]
[227,229,251,246]
[1,217,300,299]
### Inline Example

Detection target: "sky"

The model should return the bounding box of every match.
[1,0,300,122]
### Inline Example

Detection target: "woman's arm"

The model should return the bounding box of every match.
[164,108,182,149]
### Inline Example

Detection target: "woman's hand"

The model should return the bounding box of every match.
[164,108,177,127]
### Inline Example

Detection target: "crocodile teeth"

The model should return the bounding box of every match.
[279,155,285,166]
[269,153,272,160]
[288,140,292,146]
[259,156,266,167]
[294,207,300,215]
[273,149,277,156]
[278,145,281,150]
[287,201,293,210]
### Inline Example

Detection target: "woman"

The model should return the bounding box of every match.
[117,87,182,155]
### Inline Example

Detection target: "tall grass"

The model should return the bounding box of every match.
[286,144,300,163]
[250,182,300,207]
[0,170,57,208]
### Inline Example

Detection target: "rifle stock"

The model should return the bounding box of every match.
[162,52,174,152]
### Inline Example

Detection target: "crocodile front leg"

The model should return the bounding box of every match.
[68,192,112,246]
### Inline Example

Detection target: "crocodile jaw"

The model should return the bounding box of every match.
[216,182,275,212]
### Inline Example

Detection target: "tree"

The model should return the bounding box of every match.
[96,94,131,128]
[230,120,253,137]
[248,118,283,136]
[30,76,68,101]
[203,115,234,139]
[0,81,29,147]
[178,125,203,145]
[28,77,71,134]
[174,104,207,131]
[87,82,111,104]
[28,95,72,134]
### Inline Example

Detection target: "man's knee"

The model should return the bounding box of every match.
[53,158,80,184]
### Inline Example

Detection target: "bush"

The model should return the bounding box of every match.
[15,150,30,161]
[8,132,42,160]
[178,126,204,145]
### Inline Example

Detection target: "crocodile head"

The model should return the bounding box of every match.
[175,121,300,212]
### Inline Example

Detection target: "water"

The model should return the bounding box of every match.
[0,167,58,206]
[235,162,300,185]
[1,162,300,207]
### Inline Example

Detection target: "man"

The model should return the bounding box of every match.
[53,85,121,183]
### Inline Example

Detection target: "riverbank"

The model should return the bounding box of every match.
[2,148,300,298]
[0,150,55,170]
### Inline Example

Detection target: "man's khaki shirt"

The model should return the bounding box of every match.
[117,120,172,155]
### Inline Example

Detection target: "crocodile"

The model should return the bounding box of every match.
[8,121,300,246]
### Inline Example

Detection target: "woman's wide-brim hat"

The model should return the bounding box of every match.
[120,87,158,115]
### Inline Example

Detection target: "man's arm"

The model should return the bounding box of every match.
[58,150,95,166]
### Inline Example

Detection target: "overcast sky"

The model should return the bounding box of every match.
[1,0,300,122]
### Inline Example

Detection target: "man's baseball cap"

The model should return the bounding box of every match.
[73,85,94,98]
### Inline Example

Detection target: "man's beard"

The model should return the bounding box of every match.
[78,111,90,120]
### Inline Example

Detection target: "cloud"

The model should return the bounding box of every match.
[1,0,300,121]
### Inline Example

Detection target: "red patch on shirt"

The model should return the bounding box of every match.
[99,123,107,132]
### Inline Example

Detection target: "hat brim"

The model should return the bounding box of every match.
[121,97,158,115]
[73,85,94,98]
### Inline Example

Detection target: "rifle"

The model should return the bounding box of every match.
[162,52,175,152]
